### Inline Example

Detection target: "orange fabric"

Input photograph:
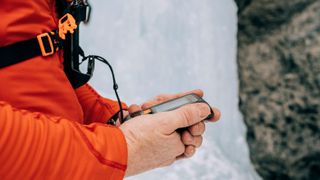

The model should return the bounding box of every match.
[0,102,127,179]
[75,84,128,125]
[0,0,128,179]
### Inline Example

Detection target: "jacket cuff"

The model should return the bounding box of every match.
[80,123,128,176]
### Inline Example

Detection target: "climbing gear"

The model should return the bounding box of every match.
[61,1,124,122]
[0,0,124,123]
[58,13,78,40]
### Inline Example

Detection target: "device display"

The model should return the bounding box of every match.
[151,94,199,113]
[124,93,214,122]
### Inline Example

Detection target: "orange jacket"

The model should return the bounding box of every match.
[0,0,128,179]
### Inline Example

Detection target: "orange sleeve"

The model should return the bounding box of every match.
[0,101,127,180]
[75,84,128,124]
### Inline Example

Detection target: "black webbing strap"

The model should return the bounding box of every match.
[0,31,61,68]
[0,38,40,68]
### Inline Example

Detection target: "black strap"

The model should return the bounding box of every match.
[0,32,61,68]
[56,0,69,17]
[0,38,41,68]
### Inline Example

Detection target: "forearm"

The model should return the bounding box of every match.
[75,84,127,124]
[0,102,127,180]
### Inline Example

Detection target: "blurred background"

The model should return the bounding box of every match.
[81,0,320,179]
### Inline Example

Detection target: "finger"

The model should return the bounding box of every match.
[141,89,204,110]
[115,120,121,127]
[193,136,203,148]
[115,111,129,126]
[170,132,186,156]
[181,131,203,147]
[165,103,210,133]
[206,107,221,122]
[184,145,196,157]
[181,130,194,145]
[123,110,129,117]
[128,104,142,114]
[176,145,196,160]
[188,122,206,136]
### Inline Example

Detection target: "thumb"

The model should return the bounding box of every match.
[163,103,211,133]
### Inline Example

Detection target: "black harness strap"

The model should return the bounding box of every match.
[0,0,70,69]
[0,39,40,68]
[0,0,125,124]
[0,31,62,68]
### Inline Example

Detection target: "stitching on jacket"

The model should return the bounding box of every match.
[0,102,63,123]
[72,121,127,171]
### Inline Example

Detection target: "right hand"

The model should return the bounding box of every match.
[129,89,221,159]
[120,103,211,177]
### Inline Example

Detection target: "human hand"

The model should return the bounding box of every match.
[140,89,221,158]
[120,102,213,176]
[118,111,129,126]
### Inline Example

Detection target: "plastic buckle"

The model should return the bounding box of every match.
[37,33,54,57]
[58,13,78,40]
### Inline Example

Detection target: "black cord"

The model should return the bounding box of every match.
[80,55,124,123]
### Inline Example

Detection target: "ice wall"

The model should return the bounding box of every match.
[81,0,260,179]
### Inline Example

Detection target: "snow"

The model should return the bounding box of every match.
[81,0,261,179]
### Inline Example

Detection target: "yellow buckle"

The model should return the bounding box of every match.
[37,33,54,57]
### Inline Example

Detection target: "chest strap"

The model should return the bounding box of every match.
[0,13,77,68]
[0,31,63,68]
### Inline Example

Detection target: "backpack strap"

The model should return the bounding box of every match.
[0,12,78,68]
[0,0,91,89]
[0,31,62,68]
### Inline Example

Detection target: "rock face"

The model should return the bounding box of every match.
[235,0,320,179]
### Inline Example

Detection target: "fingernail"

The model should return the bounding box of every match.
[190,148,195,154]
[186,147,195,157]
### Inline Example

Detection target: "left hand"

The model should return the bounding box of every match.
[112,110,129,127]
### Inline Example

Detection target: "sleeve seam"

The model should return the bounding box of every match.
[71,121,127,171]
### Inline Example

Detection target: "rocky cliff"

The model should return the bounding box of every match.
[235,0,320,179]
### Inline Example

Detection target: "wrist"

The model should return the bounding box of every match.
[120,125,143,177]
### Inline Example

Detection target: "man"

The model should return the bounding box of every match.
[0,0,220,179]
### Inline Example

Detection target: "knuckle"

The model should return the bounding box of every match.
[181,131,187,141]
[190,124,199,133]
[182,131,193,144]
[198,122,206,133]
[189,122,205,135]
[180,108,194,126]
[197,103,210,117]
[201,122,206,131]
